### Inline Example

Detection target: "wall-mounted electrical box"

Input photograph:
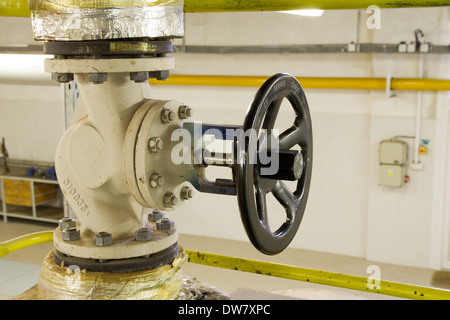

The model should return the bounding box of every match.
[379,139,408,187]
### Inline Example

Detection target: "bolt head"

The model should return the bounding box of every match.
[156,218,175,231]
[180,186,194,200]
[95,232,113,246]
[62,227,80,241]
[149,70,170,81]
[148,137,163,152]
[135,228,154,242]
[161,109,176,124]
[130,71,149,83]
[163,193,178,208]
[148,210,165,222]
[88,73,107,84]
[59,217,76,230]
[51,73,74,83]
[149,173,164,188]
[178,105,193,119]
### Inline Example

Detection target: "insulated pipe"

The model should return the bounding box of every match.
[1,0,449,17]
[149,75,450,91]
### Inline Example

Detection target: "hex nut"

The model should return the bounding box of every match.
[88,73,107,84]
[149,173,164,188]
[148,210,164,222]
[180,186,194,200]
[135,228,154,242]
[59,217,76,230]
[156,218,174,231]
[163,193,178,208]
[130,71,149,83]
[62,227,80,241]
[148,137,163,152]
[178,105,193,119]
[149,70,170,81]
[95,232,113,246]
[161,109,176,124]
[51,73,74,83]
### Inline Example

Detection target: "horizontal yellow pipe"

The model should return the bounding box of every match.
[185,250,450,300]
[184,0,450,12]
[0,231,53,258]
[2,0,449,17]
[149,75,450,91]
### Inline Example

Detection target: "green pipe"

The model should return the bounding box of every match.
[1,0,449,17]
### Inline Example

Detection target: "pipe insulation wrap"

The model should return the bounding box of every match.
[28,0,184,41]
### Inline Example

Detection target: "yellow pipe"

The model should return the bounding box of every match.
[149,75,450,91]
[1,231,449,299]
[185,250,450,300]
[0,231,53,258]
[184,0,450,12]
[2,0,450,17]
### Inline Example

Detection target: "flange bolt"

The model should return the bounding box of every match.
[59,217,76,230]
[135,228,154,242]
[62,227,80,241]
[95,232,113,246]
[148,137,163,153]
[156,218,175,231]
[180,186,194,200]
[163,192,178,208]
[148,210,164,222]
[161,108,176,124]
[178,105,193,119]
[149,173,164,188]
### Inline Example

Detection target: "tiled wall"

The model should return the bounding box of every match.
[0,84,64,163]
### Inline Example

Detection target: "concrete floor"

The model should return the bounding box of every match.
[0,218,444,300]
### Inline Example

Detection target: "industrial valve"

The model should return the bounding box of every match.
[123,72,313,255]
[27,1,313,282]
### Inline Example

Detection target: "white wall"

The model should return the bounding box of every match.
[0,83,63,163]
[0,7,449,269]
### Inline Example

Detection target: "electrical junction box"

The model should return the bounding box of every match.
[378,139,408,187]
[379,164,407,188]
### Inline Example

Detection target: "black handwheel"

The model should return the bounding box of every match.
[236,73,313,255]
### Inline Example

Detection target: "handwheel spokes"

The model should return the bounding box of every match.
[271,180,299,222]
[278,118,309,150]
[255,188,270,229]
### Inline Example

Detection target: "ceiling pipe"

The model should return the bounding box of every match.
[149,75,450,91]
[1,0,449,17]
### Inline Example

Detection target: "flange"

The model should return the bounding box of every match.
[44,56,174,74]
[53,220,178,260]
[124,99,197,210]
[52,242,180,272]
[44,40,173,58]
